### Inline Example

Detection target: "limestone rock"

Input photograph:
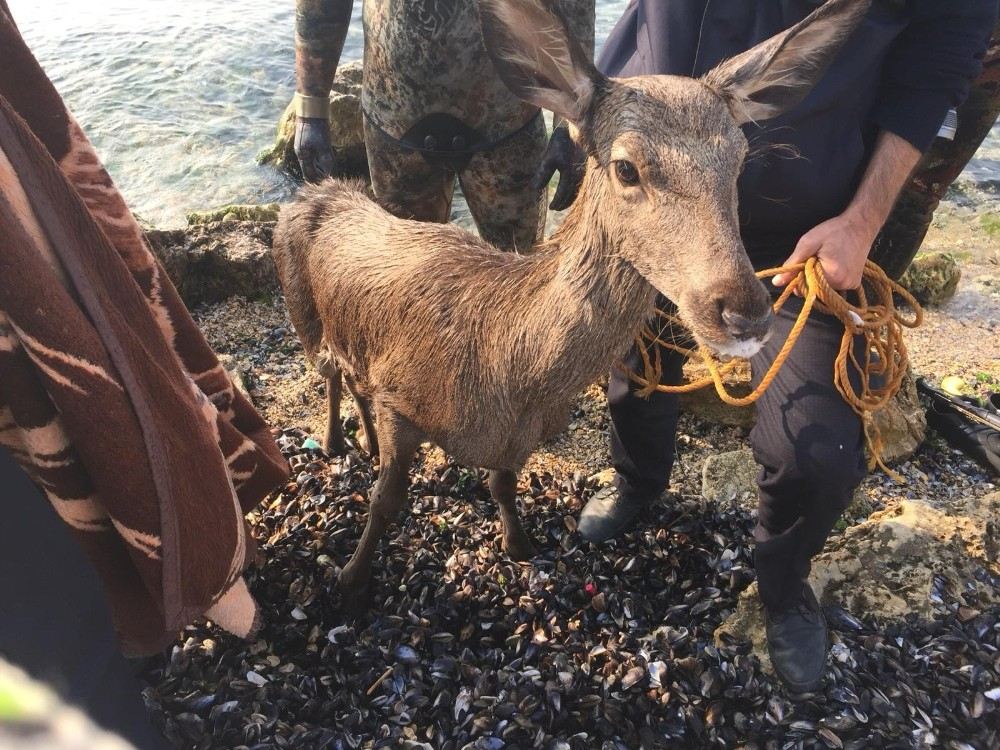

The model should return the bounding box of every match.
[716,491,1000,660]
[714,582,771,672]
[146,222,279,308]
[186,203,280,225]
[701,449,757,509]
[679,360,757,429]
[258,61,368,179]
[868,368,926,465]
[898,252,962,307]
[808,492,999,620]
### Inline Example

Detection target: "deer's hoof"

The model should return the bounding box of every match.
[503,534,538,562]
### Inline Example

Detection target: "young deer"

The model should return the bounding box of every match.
[273,0,870,603]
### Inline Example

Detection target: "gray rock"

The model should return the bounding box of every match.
[898,251,962,307]
[679,361,757,429]
[258,61,368,179]
[701,449,757,509]
[868,367,926,466]
[717,491,1000,665]
[146,222,279,308]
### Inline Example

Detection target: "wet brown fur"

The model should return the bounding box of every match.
[273,0,870,605]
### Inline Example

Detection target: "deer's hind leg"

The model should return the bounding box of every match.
[488,469,537,561]
[317,355,345,455]
[338,409,420,608]
[342,372,379,457]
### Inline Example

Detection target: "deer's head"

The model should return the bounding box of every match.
[480,0,870,357]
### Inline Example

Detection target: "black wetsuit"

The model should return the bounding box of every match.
[600,0,997,610]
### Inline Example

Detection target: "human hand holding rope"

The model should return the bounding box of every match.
[773,211,880,292]
[628,258,922,475]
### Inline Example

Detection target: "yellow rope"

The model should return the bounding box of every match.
[626,259,923,477]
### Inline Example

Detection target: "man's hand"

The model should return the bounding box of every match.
[773,211,879,291]
[533,126,587,211]
[294,116,335,183]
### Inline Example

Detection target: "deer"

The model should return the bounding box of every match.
[272,0,871,604]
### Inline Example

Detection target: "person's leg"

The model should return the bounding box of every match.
[458,114,548,251]
[748,296,867,692]
[363,118,456,223]
[0,448,169,749]
[579,297,686,542]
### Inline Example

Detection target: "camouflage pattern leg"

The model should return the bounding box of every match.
[458,114,549,251]
[871,23,1000,279]
[363,118,455,223]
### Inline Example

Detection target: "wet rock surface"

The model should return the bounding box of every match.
[701,449,757,510]
[146,222,279,308]
[259,61,368,180]
[899,252,962,307]
[186,203,281,225]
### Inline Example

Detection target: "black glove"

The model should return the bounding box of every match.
[293,116,335,183]
[533,125,586,211]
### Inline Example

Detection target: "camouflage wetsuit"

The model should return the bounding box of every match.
[294,0,595,250]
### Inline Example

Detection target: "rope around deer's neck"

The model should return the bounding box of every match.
[626,259,923,478]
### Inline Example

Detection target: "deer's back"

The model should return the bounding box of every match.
[275,179,570,468]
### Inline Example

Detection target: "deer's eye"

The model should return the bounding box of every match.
[614,160,640,187]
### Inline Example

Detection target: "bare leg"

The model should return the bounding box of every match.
[342,373,379,457]
[488,469,537,561]
[459,114,548,251]
[338,411,421,606]
[318,360,345,455]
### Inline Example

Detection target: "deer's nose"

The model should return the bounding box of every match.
[722,308,773,341]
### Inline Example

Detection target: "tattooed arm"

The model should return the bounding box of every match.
[294,0,354,182]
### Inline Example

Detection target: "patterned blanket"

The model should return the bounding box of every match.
[0,2,289,656]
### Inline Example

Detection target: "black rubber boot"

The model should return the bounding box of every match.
[764,584,829,695]
[578,484,654,543]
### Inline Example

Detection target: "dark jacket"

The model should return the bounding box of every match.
[598,0,998,263]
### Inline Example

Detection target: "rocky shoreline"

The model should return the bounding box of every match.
[139,200,1000,748]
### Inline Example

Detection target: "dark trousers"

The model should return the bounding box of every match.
[0,448,169,750]
[609,294,867,610]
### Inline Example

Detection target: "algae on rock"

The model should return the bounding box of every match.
[899,251,962,306]
[186,203,280,225]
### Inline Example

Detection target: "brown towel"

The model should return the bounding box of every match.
[0,1,289,656]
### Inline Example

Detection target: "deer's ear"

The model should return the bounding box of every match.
[704,0,870,125]
[479,0,604,125]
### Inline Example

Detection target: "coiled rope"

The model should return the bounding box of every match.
[626,259,923,477]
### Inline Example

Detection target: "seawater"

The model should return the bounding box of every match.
[8,0,1000,227]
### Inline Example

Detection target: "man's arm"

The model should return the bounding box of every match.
[773,131,921,290]
[776,0,998,290]
[294,0,354,182]
[295,0,353,98]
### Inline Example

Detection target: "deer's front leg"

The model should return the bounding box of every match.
[488,469,537,561]
[338,416,418,610]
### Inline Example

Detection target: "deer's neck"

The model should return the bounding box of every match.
[522,183,656,388]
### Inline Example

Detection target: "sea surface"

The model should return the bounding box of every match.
[8,0,1000,227]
